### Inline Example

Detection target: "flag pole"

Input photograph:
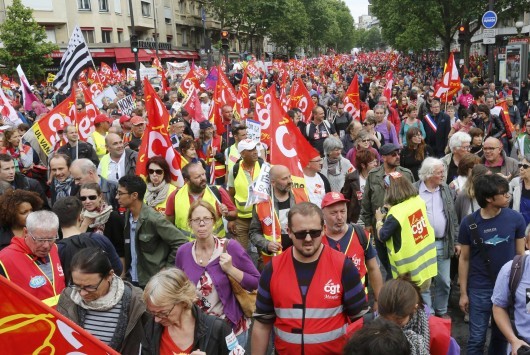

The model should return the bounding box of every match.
[90,57,105,88]
[73,80,79,160]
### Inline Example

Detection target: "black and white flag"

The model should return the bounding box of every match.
[53,25,92,94]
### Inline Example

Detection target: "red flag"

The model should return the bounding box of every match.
[178,68,201,97]
[161,69,169,95]
[383,70,393,102]
[254,85,276,147]
[269,94,319,186]
[216,66,237,108]
[209,80,225,135]
[0,276,119,354]
[434,53,461,102]
[80,87,102,137]
[99,62,113,86]
[182,86,205,123]
[137,78,184,186]
[343,74,360,121]
[87,67,98,84]
[152,57,163,74]
[288,77,314,123]
[234,70,250,120]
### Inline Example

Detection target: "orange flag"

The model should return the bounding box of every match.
[137,78,184,186]
[0,276,119,354]
[288,77,314,123]
[234,70,249,121]
[343,74,361,121]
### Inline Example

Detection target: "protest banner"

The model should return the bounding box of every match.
[117,95,136,116]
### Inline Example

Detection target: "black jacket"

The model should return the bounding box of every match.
[12,173,49,209]
[142,304,233,355]
[476,114,506,139]
[57,141,99,166]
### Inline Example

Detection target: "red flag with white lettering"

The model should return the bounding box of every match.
[209,79,225,135]
[0,276,119,354]
[383,70,393,102]
[216,66,237,108]
[178,68,201,97]
[434,53,461,102]
[137,78,184,186]
[343,74,360,121]
[234,70,249,121]
[182,85,205,123]
[288,77,314,123]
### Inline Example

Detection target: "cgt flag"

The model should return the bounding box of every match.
[287,77,314,123]
[137,78,184,187]
[234,70,250,121]
[0,276,119,354]
[434,52,461,102]
[343,74,360,121]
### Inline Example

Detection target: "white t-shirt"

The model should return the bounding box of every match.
[304,173,326,207]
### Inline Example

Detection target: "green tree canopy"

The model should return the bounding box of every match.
[0,0,57,80]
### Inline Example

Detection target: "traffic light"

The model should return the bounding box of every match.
[130,34,139,54]
[458,25,466,44]
[221,30,229,50]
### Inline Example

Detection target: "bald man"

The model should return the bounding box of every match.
[481,137,519,181]
[97,133,138,183]
[249,165,309,268]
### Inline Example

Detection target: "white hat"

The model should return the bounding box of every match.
[237,139,258,153]
[200,92,208,98]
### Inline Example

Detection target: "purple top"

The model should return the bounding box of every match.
[175,239,260,328]
[375,120,400,146]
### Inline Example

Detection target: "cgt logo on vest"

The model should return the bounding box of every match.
[408,209,428,244]
[324,279,341,300]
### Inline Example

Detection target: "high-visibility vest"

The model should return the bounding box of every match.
[270,246,350,354]
[226,144,240,175]
[98,154,112,181]
[198,136,226,180]
[0,242,65,308]
[91,131,107,159]
[174,184,225,239]
[255,188,308,264]
[386,195,438,285]
[145,184,177,215]
[322,225,369,293]
[233,160,261,219]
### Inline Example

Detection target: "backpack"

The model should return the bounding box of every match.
[509,254,528,309]
[232,157,264,180]
[351,223,370,251]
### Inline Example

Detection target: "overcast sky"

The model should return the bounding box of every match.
[344,0,370,24]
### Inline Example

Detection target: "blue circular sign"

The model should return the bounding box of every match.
[482,11,497,29]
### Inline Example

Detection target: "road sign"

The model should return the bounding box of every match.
[483,37,496,44]
[482,11,497,29]
[483,29,496,37]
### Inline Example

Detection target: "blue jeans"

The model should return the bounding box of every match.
[467,287,507,355]
[433,240,451,315]
[236,329,248,348]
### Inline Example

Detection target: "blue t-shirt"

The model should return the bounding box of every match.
[492,255,530,343]
[458,208,526,289]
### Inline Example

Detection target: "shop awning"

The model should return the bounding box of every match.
[50,48,116,59]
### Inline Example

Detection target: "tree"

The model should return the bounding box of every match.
[268,0,310,57]
[0,0,57,80]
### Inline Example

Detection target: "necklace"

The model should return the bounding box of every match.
[195,241,215,265]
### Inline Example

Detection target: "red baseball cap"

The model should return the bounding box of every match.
[321,192,349,209]
[131,116,147,125]
[94,114,112,125]
[119,115,131,124]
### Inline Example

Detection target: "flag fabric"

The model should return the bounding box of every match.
[209,79,224,135]
[16,65,40,112]
[178,68,201,97]
[99,62,113,87]
[181,85,205,123]
[215,67,237,108]
[0,275,119,354]
[204,66,219,91]
[383,70,393,102]
[288,77,314,123]
[343,74,360,120]
[1,75,11,91]
[254,85,276,147]
[137,78,184,187]
[53,25,92,94]
[152,57,163,74]
[234,70,250,121]
[0,88,23,127]
[434,53,461,102]
[127,68,136,82]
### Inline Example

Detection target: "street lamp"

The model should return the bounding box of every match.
[515,21,524,37]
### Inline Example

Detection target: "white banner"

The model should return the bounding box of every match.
[139,67,158,80]
[117,95,136,116]
[93,86,117,109]
[167,61,190,79]
[245,119,261,144]
[245,162,271,208]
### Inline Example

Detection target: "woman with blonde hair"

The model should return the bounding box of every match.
[142,267,239,354]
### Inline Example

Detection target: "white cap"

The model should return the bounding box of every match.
[237,139,258,153]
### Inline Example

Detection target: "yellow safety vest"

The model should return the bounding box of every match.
[233,160,261,219]
[99,154,111,181]
[91,130,107,159]
[226,144,240,175]
[174,184,225,239]
[145,184,177,214]
[386,195,438,285]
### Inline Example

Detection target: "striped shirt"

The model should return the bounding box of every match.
[83,300,122,345]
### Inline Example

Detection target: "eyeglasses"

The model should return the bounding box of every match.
[519,163,530,169]
[116,190,131,197]
[291,229,322,240]
[28,231,58,244]
[361,139,371,143]
[190,217,215,225]
[69,277,104,293]
[147,304,175,319]
[496,192,512,198]
[148,169,164,175]
[459,145,471,151]
[80,195,98,201]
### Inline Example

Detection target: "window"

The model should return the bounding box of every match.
[117,30,123,42]
[141,1,151,17]
[182,30,187,46]
[82,30,95,43]
[99,0,108,12]
[165,18,171,25]
[101,30,112,43]
[78,0,91,10]
[179,0,185,13]
[45,28,56,43]
[166,35,173,44]
[114,0,121,13]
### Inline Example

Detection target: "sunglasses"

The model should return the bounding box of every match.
[80,195,98,201]
[519,163,530,169]
[148,169,164,175]
[291,229,322,240]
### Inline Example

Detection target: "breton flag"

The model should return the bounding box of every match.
[53,25,92,94]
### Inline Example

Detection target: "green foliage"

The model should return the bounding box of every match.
[268,0,309,56]
[353,27,386,51]
[0,0,57,80]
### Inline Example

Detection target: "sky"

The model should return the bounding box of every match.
[344,0,370,24]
